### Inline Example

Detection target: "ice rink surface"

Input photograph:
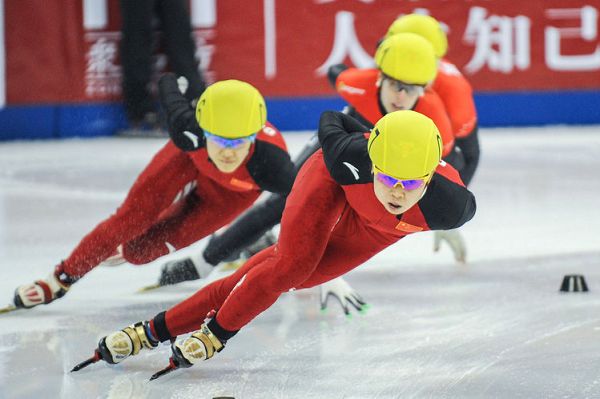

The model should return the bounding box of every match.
[0,127,599,399]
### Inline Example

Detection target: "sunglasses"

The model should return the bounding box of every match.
[382,74,425,96]
[374,169,428,191]
[204,132,256,148]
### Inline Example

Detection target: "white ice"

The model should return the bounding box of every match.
[0,127,599,399]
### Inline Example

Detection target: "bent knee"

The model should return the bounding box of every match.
[121,242,158,265]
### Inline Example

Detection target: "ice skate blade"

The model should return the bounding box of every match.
[150,363,178,381]
[0,305,18,314]
[71,351,102,372]
[137,284,161,293]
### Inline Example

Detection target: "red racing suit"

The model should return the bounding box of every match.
[60,75,294,279]
[432,59,480,186]
[433,59,477,139]
[149,111,476,343]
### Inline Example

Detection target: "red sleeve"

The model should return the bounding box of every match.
[432,60,478,139]
[414,90,455,157]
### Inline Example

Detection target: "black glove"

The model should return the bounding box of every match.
[158,73,205,151]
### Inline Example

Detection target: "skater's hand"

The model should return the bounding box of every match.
[433,229,466,263]
[319,277,367,316]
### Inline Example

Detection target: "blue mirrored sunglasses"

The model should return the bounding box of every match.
[375,170,427,191]
[204,132,256,148]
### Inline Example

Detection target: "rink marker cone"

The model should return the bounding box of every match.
[559,274,589,292]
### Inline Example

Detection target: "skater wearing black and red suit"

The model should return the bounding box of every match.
[12,74,294,310]
[81,109,475,374]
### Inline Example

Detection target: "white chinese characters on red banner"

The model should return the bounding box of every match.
[4,0,600,104]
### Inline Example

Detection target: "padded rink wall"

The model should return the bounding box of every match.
[1,0,600,140]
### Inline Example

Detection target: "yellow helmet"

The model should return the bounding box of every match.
[374,33,437,85]
[368,110,441,179]
[386,14,448,59]
[196,80,266,139]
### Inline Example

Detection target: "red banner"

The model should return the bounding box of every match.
[4,0,600,104]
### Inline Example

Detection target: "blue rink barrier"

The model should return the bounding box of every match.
[0,90,599,140]
[269,90,600,129]
[474,90,600,126]
[0,103,129,140]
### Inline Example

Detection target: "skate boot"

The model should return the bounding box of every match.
[14,264,76,309]
[158,254,214,286]
[171,323,225,368]
[97,321,159,364]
